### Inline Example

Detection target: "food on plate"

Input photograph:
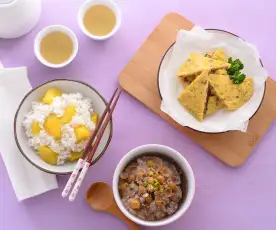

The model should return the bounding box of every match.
[206,96,218,116]
[60,105,76,124]
[44,114,62,140]
[214,69,227,75]
[227,57,246,84]
[91,112,99,124]
[208,74,254,110]
[211,48,228,62]
[69,152,83,162]
[176,53,230,78]
[178,70,209,121]
[22,88,99,165]
[118,155,185,221]
[74,126,91,142]
[209,48,228,75]
[216,98,225,109]
[176,48,254,121]
[41,88,62,104]
[39,146,58,165]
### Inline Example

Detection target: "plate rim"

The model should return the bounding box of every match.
[14,79,113,175]
[157,28,267,134]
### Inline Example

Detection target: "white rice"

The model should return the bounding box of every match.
[22,92,96,165]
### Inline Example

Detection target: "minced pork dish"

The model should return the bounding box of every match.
[119,155,184,221]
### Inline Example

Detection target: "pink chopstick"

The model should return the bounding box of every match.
[62,88,121,201]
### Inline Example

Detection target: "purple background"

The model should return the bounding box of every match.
[1,0,276,229]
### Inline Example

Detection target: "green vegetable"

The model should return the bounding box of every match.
[143,182,148,187]
[227,58,244,75]
[227,57,246,84]
[153,179,160,188]
[231,72,246,84]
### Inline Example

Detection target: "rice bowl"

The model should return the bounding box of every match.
[14,79,113,174]
[23,91,97,165]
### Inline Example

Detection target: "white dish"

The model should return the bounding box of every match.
[158,29,266,133]
[78,0,121,41]
[113,144,195,227]
[34,25,78,68]
[14,79,113,175]
[0,0,41,39]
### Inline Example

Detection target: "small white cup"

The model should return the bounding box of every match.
[34,25,78,68]
[78,0,121,40]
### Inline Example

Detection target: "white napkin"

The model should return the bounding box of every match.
[160,26,267,133]
[0,66,58,201]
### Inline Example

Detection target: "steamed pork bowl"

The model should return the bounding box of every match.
[118,155,185,221]
[22,88,98,165]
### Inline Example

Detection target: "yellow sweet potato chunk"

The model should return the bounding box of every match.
[42,88,62,104]
[91,112,99,124]
[31,121,41,136]
[39,146,58,165]
[74,126,90,142]
[61,105,76,124]
[44,114,62,140]
[69,152,83,162]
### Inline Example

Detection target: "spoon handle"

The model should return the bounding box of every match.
[108,204,141,230]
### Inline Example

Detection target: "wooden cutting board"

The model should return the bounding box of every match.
[118,13,276,167]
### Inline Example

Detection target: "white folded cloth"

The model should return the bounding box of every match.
[0,66,58,201]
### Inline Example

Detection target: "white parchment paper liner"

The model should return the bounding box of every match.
[160,26,267,133]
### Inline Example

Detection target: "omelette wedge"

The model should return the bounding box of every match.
[211,48,228,62]
[212,48,228,75]
[178,70,209,121]
[177,53,230,77]
[208,74,254,110]
[206,96,218,116]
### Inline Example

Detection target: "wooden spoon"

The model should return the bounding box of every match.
[86,182,141,230]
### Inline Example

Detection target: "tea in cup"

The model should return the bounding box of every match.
[34,25,78,68]
[78,0,121,40]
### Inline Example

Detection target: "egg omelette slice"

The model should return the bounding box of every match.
[206,48,228,114]
[212,48,228,62]
[177,53,230,78]
[208,74,254,110]
[178,70,209,121]
[211,48,228,75]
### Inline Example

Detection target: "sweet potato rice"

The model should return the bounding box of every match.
[22,91,96,165]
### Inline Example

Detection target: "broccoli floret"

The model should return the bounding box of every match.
[227,59,244,75]
[233,59,244,70]
[231,71,246,84]
[227,58,245,83]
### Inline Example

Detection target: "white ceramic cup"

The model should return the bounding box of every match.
[78,0,121,40]
[113,144,195,227]
[34,25,78,68]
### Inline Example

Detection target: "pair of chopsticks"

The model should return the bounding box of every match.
[62,88,121,201]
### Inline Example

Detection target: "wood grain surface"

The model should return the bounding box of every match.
[119,13,276,167]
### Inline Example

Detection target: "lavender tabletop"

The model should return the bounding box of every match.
[1,0,276,229]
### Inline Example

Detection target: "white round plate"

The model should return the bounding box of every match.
[14,79,113,175]
[158,29,266,133]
